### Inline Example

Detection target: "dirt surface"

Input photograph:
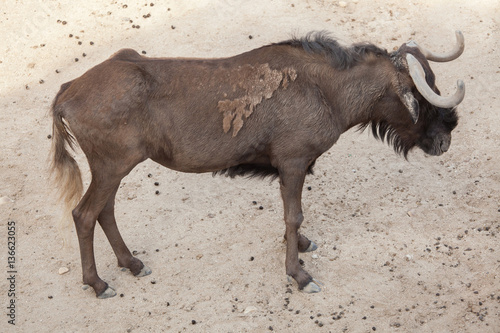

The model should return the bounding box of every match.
[1,0,500,332]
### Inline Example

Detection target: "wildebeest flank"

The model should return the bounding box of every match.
[51,31,465,298]
[218,63,297,137]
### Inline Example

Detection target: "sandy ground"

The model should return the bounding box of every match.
[1,0,500,332]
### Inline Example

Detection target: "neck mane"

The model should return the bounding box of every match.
[274,31,389,70]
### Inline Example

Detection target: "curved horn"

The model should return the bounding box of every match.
[406,54,465,108]
[407,30,464,62]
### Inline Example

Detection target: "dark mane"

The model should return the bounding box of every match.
[357,104,459,159]
[357,121,415,158]
[275,31,389,70]
[213,161,316,181]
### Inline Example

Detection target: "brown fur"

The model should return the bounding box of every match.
[218,63,297,136]
[51,32,460,298]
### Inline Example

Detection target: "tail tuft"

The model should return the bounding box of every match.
[50,92,83,246]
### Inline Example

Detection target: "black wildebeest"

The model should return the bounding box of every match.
[51,31,465,298]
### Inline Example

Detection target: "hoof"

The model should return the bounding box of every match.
[302,281,321,293]
[97,286,117,299]
[287,276,322,293]
[134,265,152,277]
[304,241,318,252]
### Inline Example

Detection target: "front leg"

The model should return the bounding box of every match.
[279,162,321,293]
[284,233,318,253]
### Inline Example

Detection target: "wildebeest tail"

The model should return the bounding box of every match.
[50,83,83,244]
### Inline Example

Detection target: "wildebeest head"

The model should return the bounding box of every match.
[369,31,464,157]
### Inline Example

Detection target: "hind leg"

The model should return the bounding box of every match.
[97,185,151,277]
[73,178,122,298]
[73,153,146,299]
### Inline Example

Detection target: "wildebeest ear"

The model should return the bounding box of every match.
[399,91,419,124]
[390,66,420,124]
[390,53,420,124]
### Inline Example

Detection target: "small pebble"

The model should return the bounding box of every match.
[154,182,159,186]
[258,206,264,210]
[48,295,53,299]
[171,25,176,29]
[58,267,70,275]
[191,320,196,325]
[47,134,52,139]
[90,41,94,45]
[155,190,160,195]
[244,306,258,314]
